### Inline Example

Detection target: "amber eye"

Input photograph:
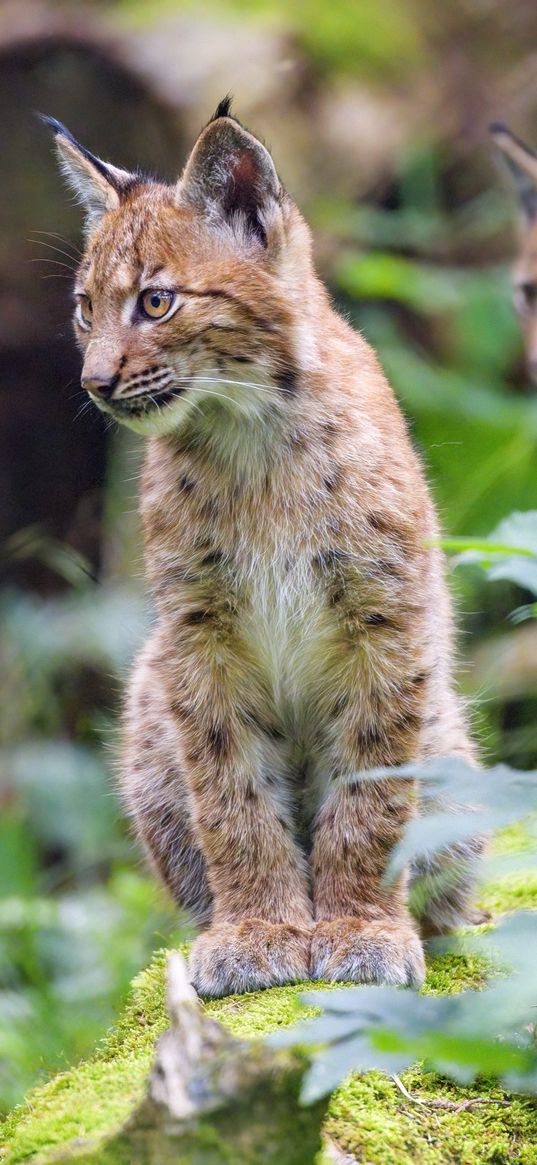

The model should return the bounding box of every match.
[77,295,93,329]
[140,289,175,320]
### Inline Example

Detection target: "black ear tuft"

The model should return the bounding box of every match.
[489,120,537,159]
[490,120,537,221]
[37,112,119,187]
[178,107,282,251]
[39,112,138,232]
[489,120,510,138]
[38,112,68,137]
[210,95,234,123]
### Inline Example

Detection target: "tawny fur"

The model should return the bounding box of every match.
[49,103,479,996]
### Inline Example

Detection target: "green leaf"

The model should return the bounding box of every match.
[336,251,461,314]
[445,512,537,598]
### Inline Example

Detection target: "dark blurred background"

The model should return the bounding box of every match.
[1,0,537,1114]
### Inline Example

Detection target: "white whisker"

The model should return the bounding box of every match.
[175,375,289,396]
[73,399,90,422]
[120,379,174,401]
[30,257,77,272]
[28,238,81,266]
[178,385,255,410]
[30,230,82,258]
[166,391,203,418]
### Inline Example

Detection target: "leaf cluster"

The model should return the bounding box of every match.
[272,754,537,1104]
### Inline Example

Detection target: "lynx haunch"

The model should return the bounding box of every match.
[47,100,479,996]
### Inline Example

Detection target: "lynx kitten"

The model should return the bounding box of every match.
[46,100,479,996]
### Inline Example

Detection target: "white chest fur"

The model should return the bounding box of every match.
[241,550,337,728]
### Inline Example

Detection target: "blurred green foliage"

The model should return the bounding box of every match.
[446,511,537,618]
[322,143,537,536]
[0,583,188,1112]
[2,0,537,1124]
[118,0,425,78]
[234,0,425,78]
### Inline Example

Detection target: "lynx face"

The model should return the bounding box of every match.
[45,105,311,435]
[491,121,537,382]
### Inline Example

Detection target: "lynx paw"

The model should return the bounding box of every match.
[310,916,425,988]
[188,919,311,997]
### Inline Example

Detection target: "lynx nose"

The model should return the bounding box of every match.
[82,373,120,400]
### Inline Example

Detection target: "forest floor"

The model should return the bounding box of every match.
[2,867,537,1165]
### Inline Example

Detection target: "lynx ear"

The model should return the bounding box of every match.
[490,122,537,222]
[177,99,282,248]
[41,116,135,233]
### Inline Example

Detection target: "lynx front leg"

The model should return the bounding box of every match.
[156,618,312,997]
[310,777,425,987]
[185,736,312,996]
[308,637,428,988]
[122,652,213,926]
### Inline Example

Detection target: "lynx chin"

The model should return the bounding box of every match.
[46,99,481,996]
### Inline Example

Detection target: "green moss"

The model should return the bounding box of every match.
[0,952,172,1165]
[2,870,537,1165]
[480,871,537,917]
[326,1070,537,1165]
[420,949,491,995]
[479,822,537,917]
[204,977,325,1036]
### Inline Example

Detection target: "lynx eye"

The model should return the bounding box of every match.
[76,295,93,330]
[140,289,176,321]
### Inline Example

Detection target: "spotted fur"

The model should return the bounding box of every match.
[48,102,480,996]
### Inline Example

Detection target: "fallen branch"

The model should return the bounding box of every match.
[110,952,328,1164]
[391,1072,512,1115]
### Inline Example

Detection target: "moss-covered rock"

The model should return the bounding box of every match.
[2,871,537,1165]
